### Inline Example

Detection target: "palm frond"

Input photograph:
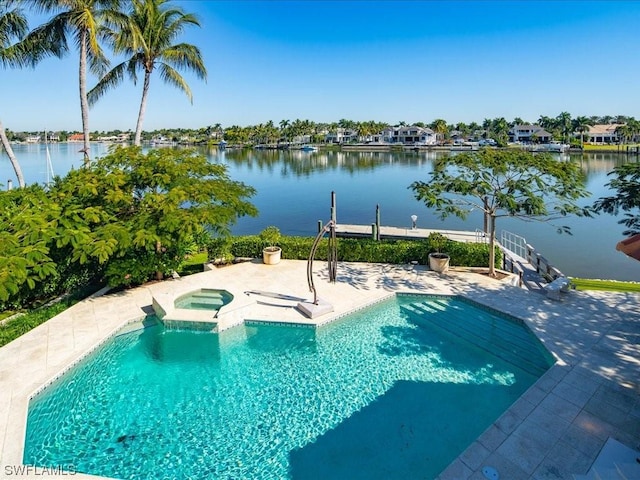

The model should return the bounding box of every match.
[88,61,127,105]
[158,63,191,102]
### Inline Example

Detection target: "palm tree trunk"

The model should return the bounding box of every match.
[134,72,151,146]
[79,29,90,165]
[0,120,25,188]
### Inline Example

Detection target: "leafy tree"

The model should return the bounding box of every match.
[410,150,592,276]
[52,146,257,285]
[593,162,640,236]
[0,185,59,301]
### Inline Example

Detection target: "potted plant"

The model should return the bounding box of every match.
[427,232,450,273]
[260,226,282,265]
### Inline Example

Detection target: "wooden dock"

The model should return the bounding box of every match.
[334,224,485,243]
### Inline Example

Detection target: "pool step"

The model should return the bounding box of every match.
[185,301,224,310]
[191,292,226,300]
[415,299,539,349]
[401,300,549,376]
[409,299,549,374]
[175,296,226,310]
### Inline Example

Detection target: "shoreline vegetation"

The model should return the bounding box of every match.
[6,139,639,155]
[5,112,640,155]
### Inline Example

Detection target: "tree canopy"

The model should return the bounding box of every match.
[0,146,257,304]
[593,162,640,237]
[410,149,592,276]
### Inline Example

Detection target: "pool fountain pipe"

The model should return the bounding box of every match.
[306,219,337,305]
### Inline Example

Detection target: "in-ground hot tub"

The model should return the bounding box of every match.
[174,288,234,311]
[152,287,251,333]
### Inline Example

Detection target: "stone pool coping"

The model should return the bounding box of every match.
[0,259,638,479]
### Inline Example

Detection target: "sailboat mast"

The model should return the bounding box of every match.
[44,130,54,186]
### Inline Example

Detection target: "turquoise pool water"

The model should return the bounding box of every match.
[23,294,552,479]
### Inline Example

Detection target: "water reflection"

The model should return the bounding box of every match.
[200,147,639,181]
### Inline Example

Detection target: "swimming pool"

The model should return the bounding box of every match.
[23,294,552,479]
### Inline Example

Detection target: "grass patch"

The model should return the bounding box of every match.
[177,252,208,276]
[0,284,104,348]
[0,310,17,322]
[569,277,640,292]
[582,144,639,152]
[0,299,78,348]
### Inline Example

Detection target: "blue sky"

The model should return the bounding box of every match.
[3,0,640,132]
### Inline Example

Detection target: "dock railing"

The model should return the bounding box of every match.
[499,230,565,287]
[525,243,564,280]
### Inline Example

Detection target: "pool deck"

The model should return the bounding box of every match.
[0,259,638,479]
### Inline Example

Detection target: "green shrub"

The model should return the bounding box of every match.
[209,234,501,268]
[259,226,281,247]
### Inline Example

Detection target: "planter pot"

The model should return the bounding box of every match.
[428,253,450,273]
[262,247,282,265]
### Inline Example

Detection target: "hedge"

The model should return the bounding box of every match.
[207,235,502,268]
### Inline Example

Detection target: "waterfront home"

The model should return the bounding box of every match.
[380,126,437,145]
[585,124,622,144]
[67,133,84,142]
[325,128,358,144]
[508,124,553,143]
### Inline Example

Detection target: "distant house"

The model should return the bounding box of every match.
[585,124,622,144]
[68,133,84,142]
[509,125,553,143]
[25,135,41,143]
[325,128,358,144]
[380,126,437,145]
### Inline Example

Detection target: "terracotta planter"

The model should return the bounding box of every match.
[428,253,450,273]
[262,247,282,265]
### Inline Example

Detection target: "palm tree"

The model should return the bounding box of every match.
[430,119,448,143]
[491,117,509,146]
[556,111,572,144]
[1,0,67,186]
[627,118,640,144]
[0,1,29,187]
[31,0,121,164]
[89,0,206,146]
[615,124,631,145]
[537,115,553,131]
[279,119,290,146]
[572,116,592,148]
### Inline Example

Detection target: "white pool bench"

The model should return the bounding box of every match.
[544,276,572,301]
